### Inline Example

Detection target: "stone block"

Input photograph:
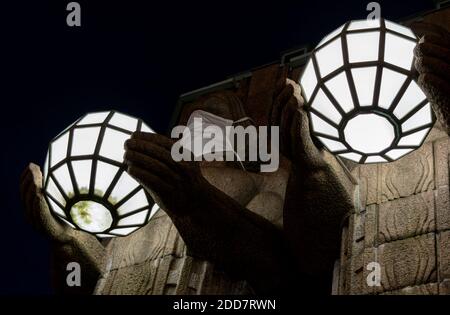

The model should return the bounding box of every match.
[352,212,365,253]
[106,213,185,270]
[436,186,450,231]
[380,143,434,202]
[378,191,435,244]
[433,137,449,187]
[348,252,364,295]
[380,283,438,295]
[377,233,436,292]
[362,247,378,295]
[356,164,378,206]
[439,279,450,295]
[364,204,377,248]
[438,231,450,279]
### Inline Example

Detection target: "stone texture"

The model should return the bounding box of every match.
[245,192,284,227]
[348,251,364,295]
[96,253,253,295]
[330,8,450,296]
[324,151,358,199]
[339,127,450,295]
[421,6,450,32]
[105,213,185,271]
[352,212,365,254]
[380,142,434,203]
[378,191,435,244]
[244,64,280,127]
[354,164,378,206]
[340,225,349,266]
[364,205,377,248]
[362,248,378,295]
[201,166,260,206]
[332,260,340,295]
[380,283,438,295]
[436,186,450,231]
[378,233,436,292]
[439,279,450,295]
[433,137,449,187]
[438,231,450,279]
[342,247,378,295]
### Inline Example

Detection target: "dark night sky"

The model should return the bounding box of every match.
[0,0,436,294]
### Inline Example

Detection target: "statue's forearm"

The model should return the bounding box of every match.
[49,230,106,294]
[284,164,353,276]
[165,184,284,295]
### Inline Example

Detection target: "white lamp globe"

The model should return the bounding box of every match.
[42,110,159,238]
[300,18,435,164]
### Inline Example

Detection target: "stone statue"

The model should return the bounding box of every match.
[19,19,450,295]
[20,78,353,295]
[412,21,450,134]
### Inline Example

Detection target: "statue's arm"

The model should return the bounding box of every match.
[412,21,450,134]
[20,163,106,293]
[272,79,354,293]
[124,133,284,294]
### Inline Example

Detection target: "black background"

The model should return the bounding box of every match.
[0,0,436,294]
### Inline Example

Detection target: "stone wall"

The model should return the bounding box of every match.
[330,5,450,296]
[94,209,253,294]
[332,124,450,294]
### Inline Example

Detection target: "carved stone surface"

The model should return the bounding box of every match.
[351,212,365,252]
[324,8,450,295]
[377,233,436,292]
[438,231,450,280]
[380,143,434,203]
[440,279,450,295]
[364,205,377,248]
[433,137,449,187]
[336,124,450,295]
[104,212,185,271]
[202,165,288,228]
[344,247,378,295]
[352,164,378,207]
[378,191,435,244]
[436,186,450,231]
[380,283,438,295]
[348,251,364,295]
[200,166,261,206]
[352,140,437,209]
[95,210,254,295]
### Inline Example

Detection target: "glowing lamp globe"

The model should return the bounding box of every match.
[42,110,159,238]
[300,19,435,164]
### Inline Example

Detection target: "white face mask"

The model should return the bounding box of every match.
[171,110,279,172]
[180,110,236,159]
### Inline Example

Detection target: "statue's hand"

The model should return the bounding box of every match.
[270,78,327,170]
[124,132,284,294]
[124,132,207,216]
[411,21,450,134]
[20,163,71,241]
[20,163,105,275]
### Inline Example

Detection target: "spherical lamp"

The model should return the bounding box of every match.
[300,18,435,163]
[42,110,159,238]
